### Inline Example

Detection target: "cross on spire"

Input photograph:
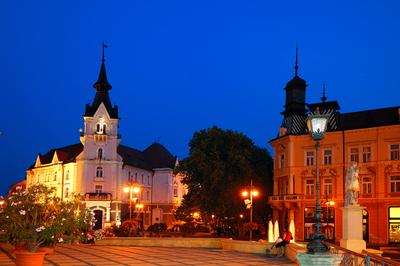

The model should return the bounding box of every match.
[102,42,108,63]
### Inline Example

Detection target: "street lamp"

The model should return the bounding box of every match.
[306,108,330,253]
[123,185,141,220]
[241,179,259,241]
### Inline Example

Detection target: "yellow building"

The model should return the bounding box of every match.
[26,48,186,229]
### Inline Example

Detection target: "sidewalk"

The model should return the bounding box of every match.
[0,243,295,265]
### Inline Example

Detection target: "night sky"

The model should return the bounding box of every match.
[1,1,399,196]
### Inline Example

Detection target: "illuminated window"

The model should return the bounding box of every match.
[65,170,70,181]
[362,147,371,163]
[98,148,103,160]
[350,147,359,163]
[389,207,400,244]
[362,177,372,194]
[323,178,333,195]
[306,151,314,166]
[390,144,400,160]
[390,176,400,193]
[305,179,315,196]
[96,167,103,177]
[95,185,103,193]
[324,150,332,165]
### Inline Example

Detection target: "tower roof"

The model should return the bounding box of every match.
[84,43,118,119]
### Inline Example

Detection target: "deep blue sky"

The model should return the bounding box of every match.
[1,1,399,195]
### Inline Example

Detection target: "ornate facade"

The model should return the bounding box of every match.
[269,50,400,245]
[25,48,186,229]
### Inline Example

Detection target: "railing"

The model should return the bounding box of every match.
[84,193,112,201]
[326,242,400,266]
[268,194,303,201]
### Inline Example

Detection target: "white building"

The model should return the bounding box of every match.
[26,49,186,229]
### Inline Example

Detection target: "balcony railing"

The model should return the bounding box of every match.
[84,193,112,201]
[269,194,303,202]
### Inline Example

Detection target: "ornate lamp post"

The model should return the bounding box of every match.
[307,109,330,253]
[123,185,140,220]
[241,179,259,241]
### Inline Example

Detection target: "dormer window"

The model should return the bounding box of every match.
[98,148,103,160]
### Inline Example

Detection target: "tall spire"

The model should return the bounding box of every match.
[93,43,112,92]
[294,44,299,77]
[321,83,327,103]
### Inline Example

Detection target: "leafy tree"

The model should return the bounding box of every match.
[175,126,273,232]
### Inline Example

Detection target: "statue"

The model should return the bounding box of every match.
[345,162,360,206]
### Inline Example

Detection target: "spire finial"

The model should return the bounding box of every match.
[321,83,327,102]
[294,44,299,77]
[102,42,108,63]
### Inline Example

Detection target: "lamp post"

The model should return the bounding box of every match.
[242,179,259,241]
[306,109,330,253]
[123,184,140,220]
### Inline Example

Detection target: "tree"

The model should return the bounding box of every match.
[175,126,273,231]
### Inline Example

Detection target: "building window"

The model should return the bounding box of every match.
[135,173,138,183]
[146,191,150,201]
[65,187,69,198]
[323,178,333,195]
[95,185,103,193]
[362,147,371,163]
[305,179,315,196]
[98,148,103,160]
[128,171,131,182]
[103,124,106,134]
[389,207,400,244]
[280,154,285,168]
[306,151,314,166]
[96,167,103,177]
[141,174,144,184]
[174,182,178,197]
[53,172,57,181]
[362,177,372,194]
[147,176,150,185]
[324,150,332,165]
[96,124,101,133]
[65,170,70,181]
[390,176,400,193]
[350,147,359,163]
[390,144,400,160]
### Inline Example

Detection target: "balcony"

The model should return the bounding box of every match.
[84,193,112,201]
[94,134,107,142]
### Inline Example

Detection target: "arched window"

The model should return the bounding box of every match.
[65,170,70,181]
[98,148,103,160]
[96,167,103,177]
[103,124,106,134]
[96,124,101,133]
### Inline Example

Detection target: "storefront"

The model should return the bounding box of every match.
[389,207,400,244]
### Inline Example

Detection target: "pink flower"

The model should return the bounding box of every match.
[35,226,45,232]
[16,186,22,190]
[58,238,63,243]
[19,210,26,215]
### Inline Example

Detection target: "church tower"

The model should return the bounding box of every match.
[76,44,122,198]
[279,47,308,136]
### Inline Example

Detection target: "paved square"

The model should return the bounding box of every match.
[0,244,295,265]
